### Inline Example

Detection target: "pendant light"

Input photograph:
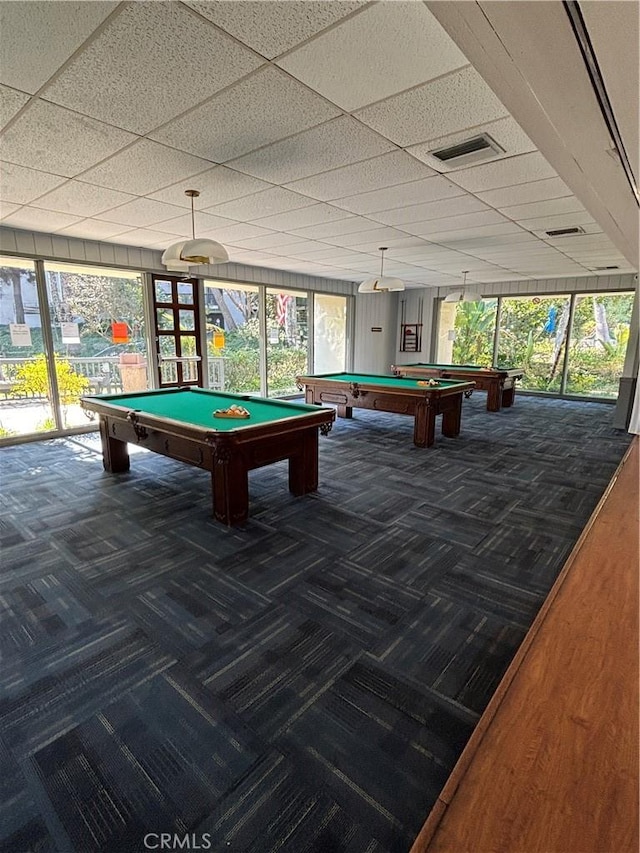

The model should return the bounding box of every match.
[444,271,483,303]
[358,247,404,293]
[161,189,229,272]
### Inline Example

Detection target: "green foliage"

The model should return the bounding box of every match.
[0,422,16,438]
[13,355,90,405]
[451,300,497,365]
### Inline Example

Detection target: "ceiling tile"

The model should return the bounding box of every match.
[447,152,559,193]
[150,66,340,162]
[56,219,134,240]
[355,66,509,147]
[332,175,465,215]
[210,223,274,243]
[316,225,411,249]
[0,201,20,220]
[0,100,136,177]
[3,206,82,232]
[0,1,119,93]
[251,203,351,231]
[285,151,435,201]
[147,210,238,238]
[41,2,264,134]
[185,0,367,60]
[498,196,586,220]
[0,85,30,128]
[475,176,573,207]
[517,211,596,232]
[230,233,310,250]
[398,210,510,237]
[277,2,466,111]
[205,187,316,221]
[0,161,67,204]
[149,167,273,208]
[290,216,380,240]
[423,223,525,244]
[408,116,537,172]
[228,116,395,183]
[370,195,489,226]
[35,181,135,217]
[78,140,215,196]
[96,198,186,227]
[107,228,180,248]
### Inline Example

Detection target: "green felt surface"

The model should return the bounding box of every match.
[92,388,324,431]
[303,372,466,389]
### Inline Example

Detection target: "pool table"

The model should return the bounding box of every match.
[392,363,524,412]
[296,372,475,448]
[81,387,335,526]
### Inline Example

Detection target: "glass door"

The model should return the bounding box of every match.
[152,275,203,387]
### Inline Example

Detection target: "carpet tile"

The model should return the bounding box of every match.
[0,395,632,852]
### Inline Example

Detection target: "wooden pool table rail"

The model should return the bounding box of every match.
[393,364,523,412]
[296,374,474,448]
[82,394,335,526]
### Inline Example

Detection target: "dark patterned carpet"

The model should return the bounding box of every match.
[0,395,632,853]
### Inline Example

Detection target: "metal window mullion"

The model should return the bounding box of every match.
[258,285,268,395]
[34,259,63,431]
[308,291,314,374]
[559,293,577,395]
[492,296,503,367]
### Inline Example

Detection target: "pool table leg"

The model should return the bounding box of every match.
[288,429,319,495]
[414,400,436,447]
[100,418,130,472]
[441,396,463,438]
[212,450,249,526]
[336,404,353,418]
[486,383,502,412]
[502,385,516,407]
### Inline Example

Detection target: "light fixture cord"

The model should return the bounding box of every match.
[191,195,196,240]
[380,247,386,277]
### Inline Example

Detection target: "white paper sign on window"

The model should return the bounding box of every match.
[61,322,81,344]
[9,323,32,346]
[448,329,457,341]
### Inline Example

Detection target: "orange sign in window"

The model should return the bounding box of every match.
[213,332,225,348]
[111,322,129,344]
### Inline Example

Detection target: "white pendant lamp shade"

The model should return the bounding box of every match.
[443,271,482,303]
[161,190,229,270]
[358,247,405,293]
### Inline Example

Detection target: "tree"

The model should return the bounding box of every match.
[0,264,32,325]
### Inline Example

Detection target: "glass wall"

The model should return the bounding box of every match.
[0,256,55,438]
[498,295,572,393]
[565,292,634,398]
[436,289,634,398]
[314,293,347,373]
[45,262,147,426]
[266,288,308,397]
[436,298,498,365]
[203,280,260,394]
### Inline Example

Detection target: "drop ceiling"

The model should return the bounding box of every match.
[0,0,637,288]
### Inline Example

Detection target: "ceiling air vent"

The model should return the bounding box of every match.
[429,133,505,167]
[594,265,619,270]
[545,226,586,237]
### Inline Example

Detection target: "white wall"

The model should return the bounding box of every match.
[353,291,397,374]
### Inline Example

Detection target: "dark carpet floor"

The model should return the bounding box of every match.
[0,394,632,853]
